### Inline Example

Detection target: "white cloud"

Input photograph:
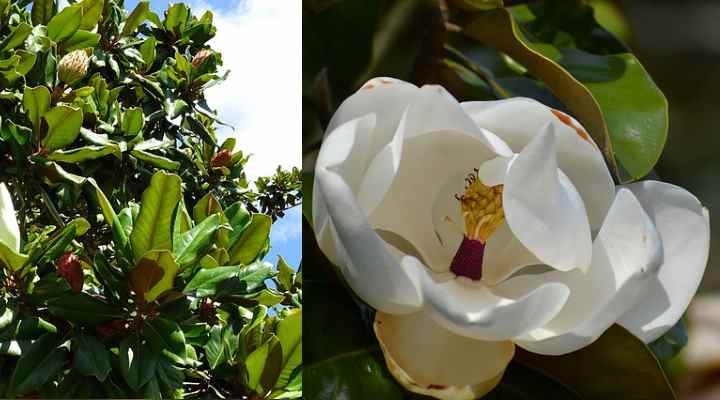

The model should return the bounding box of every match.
[191,0,302,180]
[269,206,301,244]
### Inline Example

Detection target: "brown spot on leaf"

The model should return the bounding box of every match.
[551,109,592,144]
[428,384,448,390]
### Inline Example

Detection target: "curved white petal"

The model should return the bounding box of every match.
[370,129,504,272]
[513,188,662,355]
[618,181,710,343]
[313,116,422,314]
[463,98,614,229]
[482,222,541,285]
[503,124,592,272]
[375,310,514,400]
[404,258,570,340]
[0,183,20,253]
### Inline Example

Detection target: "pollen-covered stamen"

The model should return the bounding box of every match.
[450,169,505,280]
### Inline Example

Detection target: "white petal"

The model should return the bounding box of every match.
[482,222,541,285]
[327,77,418,155]
[370,130,501,272]
[618,181,710,343]
[375,310,514,400]
[313,117,422,314]
[0,183,20,253]
[404,258,570,340]
[513,188,662,355]
[463,98,614,229]
[503,124,593,272]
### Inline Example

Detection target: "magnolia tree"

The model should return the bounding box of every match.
[305,1,707,399]
[0,0,301,399]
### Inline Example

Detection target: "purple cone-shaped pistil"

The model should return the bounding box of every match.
[450,236,485,280]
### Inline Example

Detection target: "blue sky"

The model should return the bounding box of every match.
[121,0,303,268]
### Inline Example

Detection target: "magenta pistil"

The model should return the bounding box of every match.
[449,236,485,280]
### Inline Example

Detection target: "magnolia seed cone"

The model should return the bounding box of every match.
[58,50,90,86]
[57,252,83,293]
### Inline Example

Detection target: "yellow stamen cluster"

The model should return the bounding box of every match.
[455,169,504,243]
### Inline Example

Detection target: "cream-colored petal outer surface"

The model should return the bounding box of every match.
[618,181,710,343]
[404,258,570,341]
[513,188,663,355]
[0,183,20,253]
[503,124,592,272]
[314,115,422,314]
[375,310,514,400]
[463,98,614,229]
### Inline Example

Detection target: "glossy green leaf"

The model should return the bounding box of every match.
[144,318,187,365]
[78,0,104,30]
[275,309,302,389]
[121,1,149,37]
[73,332,111,381]
[119,334,158,391]
[7,334,67,398]
[173,213,221,268]
[464,7,668,180]
[47,4,82,43]
[132,250,179,302]
[61,30,101,52]
[130,171,182,261]
[164,3,189,33]
[228,213,272,265]
[42,105,83,151]
[86,178,130,260]
[23,86,51,133]
[47,293,124,325]
[247,336,283,395]
[204,324,239,369]
[121,107,144,136]
[183,262,274,298]
[31,0,55,25]
[130,149,181,171]
[516,325,676,399]
[1,23,32,52]
[48,144,119,163]
[277,256,295,291]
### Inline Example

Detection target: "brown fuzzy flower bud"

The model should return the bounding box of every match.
[199,298,216,324]
[58,50,90,85]
[210,149,233,168]
[191,49,213,69]
[57,252,83,293]
[96,319,130,338]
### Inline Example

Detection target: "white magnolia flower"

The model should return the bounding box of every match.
[312,77,710,399]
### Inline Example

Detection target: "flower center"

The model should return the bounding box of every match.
[449,169,504,280]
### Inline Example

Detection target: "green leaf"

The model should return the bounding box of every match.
[78,0,104,30]
[275,309,302,389]
[23,86,51,133]
[119,334,158,391]
[61,30,100,52]
[277,256,295,291]
[130,149,180,171]
[0,307,14,331]
[228,214,272,265]
[48,144,119,163]
[8,334,67,397]
[173,213,221,268]
[121,1,150,38]
[516,325,676,399]
[73,332,111,381]
[144,318,187,365]
[47,4,82,43]
[121,107,144,136]
[1,23,32,52]
[32,0,56,26]
[246,336,283,395]
[47,293,124,325]
[164,3,189,33]
[224,202,251,245]
[464,7,667,180]
[130,250,179,303]
[42,105,83,151]
[86,178,130,260]
[130,171,182,261]
[139,37,157,69]
[204,324,239,369]
[183,262,274,298]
